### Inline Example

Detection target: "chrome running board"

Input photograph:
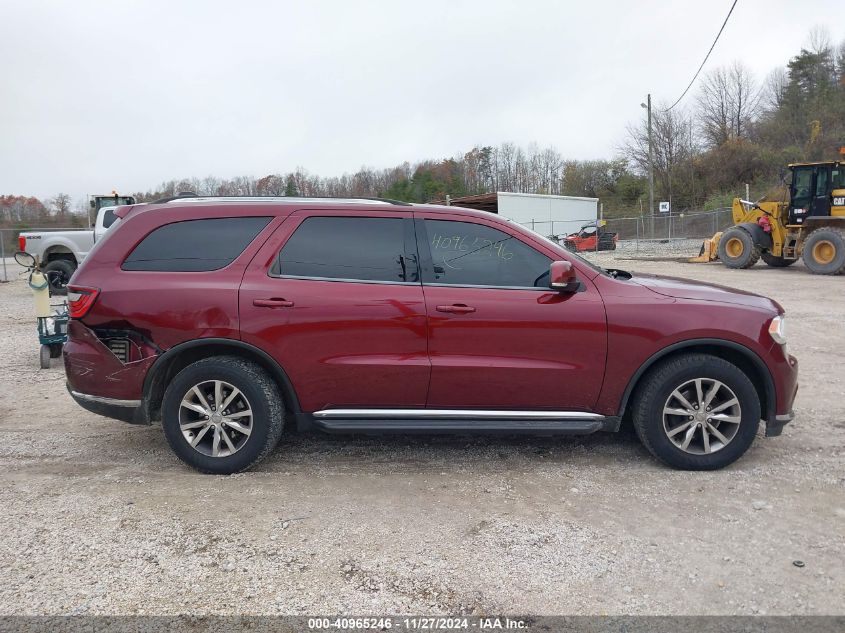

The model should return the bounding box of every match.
[314,408,604,419]
[310,408,613,435]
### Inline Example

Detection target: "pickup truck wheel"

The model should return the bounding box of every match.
[161,356,284,474]
[631,354,760,470]
[42,260,75,295]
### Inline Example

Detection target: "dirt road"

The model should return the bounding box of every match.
[0,258,843,615]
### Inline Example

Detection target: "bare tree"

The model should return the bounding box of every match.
[763,67,789,111]
[623,105,697,202]
[256,174,285,196]
[696,62,760,147]
[807,25,832,56]
[50,193,72,218]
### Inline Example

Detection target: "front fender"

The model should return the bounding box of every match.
[736,222,773,250]
[614,337,776,423]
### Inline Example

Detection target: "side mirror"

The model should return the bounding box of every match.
[550,260,578,292]
[14,251,36,268]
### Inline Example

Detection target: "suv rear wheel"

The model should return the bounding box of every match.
[161,356,284,474]
[631,354,760,470]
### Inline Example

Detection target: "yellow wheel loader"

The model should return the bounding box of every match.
[691,156,845,275]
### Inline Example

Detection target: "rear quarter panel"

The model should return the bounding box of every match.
[68,204,286,355]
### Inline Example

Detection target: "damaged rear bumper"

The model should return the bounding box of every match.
[64,319,158,424]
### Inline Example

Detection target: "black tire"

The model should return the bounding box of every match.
[42,259,75,295]
[802,227,845,275]
[760,252,797,268]
[717,228,760,269]
[563,240,576,252]
[631,353,761,470]
[40,345,51,369]
[49,343,63,358]
[161,356,284,474]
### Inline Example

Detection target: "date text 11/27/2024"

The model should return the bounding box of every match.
[307,617,529,630]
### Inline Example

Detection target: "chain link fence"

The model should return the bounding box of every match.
[519,208,735,258]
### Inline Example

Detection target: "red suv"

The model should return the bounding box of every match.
[63,197,798,474]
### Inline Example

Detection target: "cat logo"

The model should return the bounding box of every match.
[834,196,845,206]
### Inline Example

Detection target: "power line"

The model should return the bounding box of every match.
[664,0,739,111]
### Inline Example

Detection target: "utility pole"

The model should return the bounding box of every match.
[641,94,654,238]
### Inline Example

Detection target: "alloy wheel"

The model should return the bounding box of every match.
[662,378,742,455]
[178,380,253,457]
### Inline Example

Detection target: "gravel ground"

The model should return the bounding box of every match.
[0,255,843,616]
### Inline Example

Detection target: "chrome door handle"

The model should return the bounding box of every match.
[253,298,295,308]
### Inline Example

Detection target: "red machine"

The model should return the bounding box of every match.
[562,222,618,252]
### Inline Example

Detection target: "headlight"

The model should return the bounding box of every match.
[768,315,787,345]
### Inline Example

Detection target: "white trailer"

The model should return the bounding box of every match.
[494,192,598,238]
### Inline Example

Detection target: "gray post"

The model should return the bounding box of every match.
[1,230,7,282]
[636,218,640,254]
[643,94,655,239]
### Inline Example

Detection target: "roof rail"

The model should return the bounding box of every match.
[150,193,411,206]
[151,191,199,203]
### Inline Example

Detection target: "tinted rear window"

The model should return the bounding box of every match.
[122,217,271,272]
[276,216,406,282]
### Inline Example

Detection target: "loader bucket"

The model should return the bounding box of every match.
[689,232,722,263]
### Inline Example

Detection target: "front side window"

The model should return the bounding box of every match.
[276,216,408,283]
[424,219,551,288]
[122,217,271,272]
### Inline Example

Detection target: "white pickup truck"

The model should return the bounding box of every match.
[18,194,135,293]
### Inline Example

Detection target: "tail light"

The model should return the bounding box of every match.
[67,286,100,319]
[18,235,26,251]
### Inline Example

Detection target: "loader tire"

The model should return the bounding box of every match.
[717,228,760,269]
[802,227,845,275]
[760,252,797,268]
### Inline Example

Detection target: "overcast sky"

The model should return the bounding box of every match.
[0,0,839,201]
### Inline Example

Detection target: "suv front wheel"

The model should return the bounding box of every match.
[161,356,284,474]
[631,354,761,470]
